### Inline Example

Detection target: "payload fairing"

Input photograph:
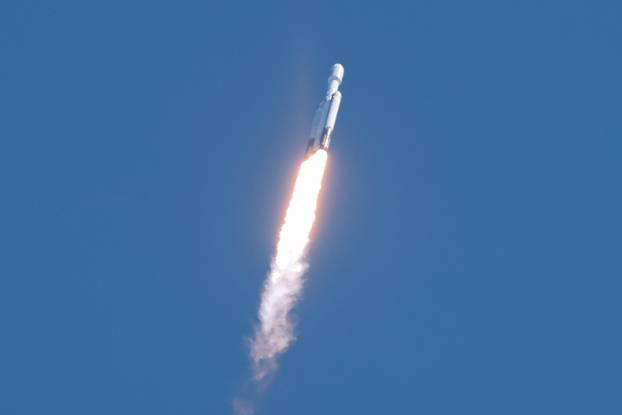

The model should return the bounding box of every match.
[305,64,344,154]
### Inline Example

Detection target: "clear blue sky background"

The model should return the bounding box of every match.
[1,1,621,414]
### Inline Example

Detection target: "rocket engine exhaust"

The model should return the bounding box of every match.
[250,149,328,381]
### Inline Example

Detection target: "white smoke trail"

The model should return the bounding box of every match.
[250,149,328,381]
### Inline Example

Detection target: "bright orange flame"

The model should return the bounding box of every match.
[273,150,328,272]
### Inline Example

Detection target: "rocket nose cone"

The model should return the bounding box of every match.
[330,63,344,83]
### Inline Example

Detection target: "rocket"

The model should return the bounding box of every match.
[305,64,344,154]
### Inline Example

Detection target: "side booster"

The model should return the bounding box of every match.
[305,64,344,154]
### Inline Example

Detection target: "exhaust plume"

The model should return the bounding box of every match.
[251,149,328,381]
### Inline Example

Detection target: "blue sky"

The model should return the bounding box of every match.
[1,1,621,414]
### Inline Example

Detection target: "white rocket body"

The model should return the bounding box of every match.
[306,64,344,154]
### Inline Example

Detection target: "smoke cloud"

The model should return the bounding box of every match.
[250,253,309,380]
[232,398,255,415]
